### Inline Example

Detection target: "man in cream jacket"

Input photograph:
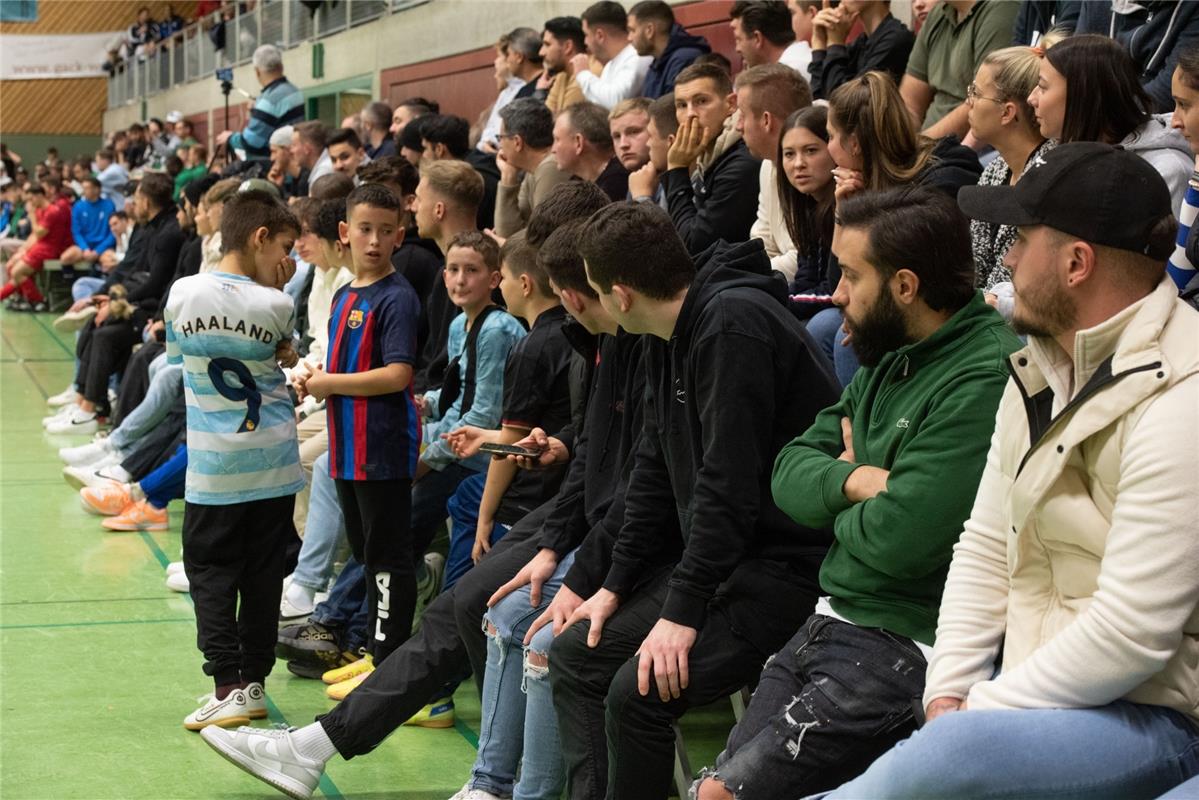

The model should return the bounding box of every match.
[822,142,1199,799]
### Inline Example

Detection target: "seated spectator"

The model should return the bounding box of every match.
[1029,33,1192,208]
[68,158,91,196]
[397,116,430,168]
[98,210,131,273]
[1076,0,1199,113]
[125,123,149,169]
[1,180,72,312]
[390,96,437,140]
[0,177,20,244]
[777,106,838,308]
[157,5,184,42]
[663,62,763,254]
[420,114,501,231]
[505,26,547,101]
[174,117,199,150]
[216,45,305,165]
[173,145,208,201]
[966,46,1051,320]
[824,141,1199,800]
[94,149,128,211]
[326,129,370,178]
[478,35,529,153]
[360,101,396,160]
[148,117,180,164]
[628,0,711,99]
[552,102,630,201]
[1012,0,1080,46]
[539,16,587,115]
[572,1,652,109]
[809,0,915,99]
[730,0,811,75]
[1167,44,1199,296]
[694,186,1021,800]
[549,201,839,800]
[267,125,301,198]
[810,70,982,386]
[628,93,678,208]
[494,99,572,237]
[737,63,814,282]
[609,96,653,174]
[291,121,333,194]
[61,177,116,268]
[900,0,1020,141]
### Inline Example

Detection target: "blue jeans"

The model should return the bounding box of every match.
[806,307,860,388]
[140,443,186,509]
[820,701,1199,800]
[1158,774,1199,798]
[310,557,369,655]
[444,472,509,592]
[71,275,105,303]
[472,549,576,799]
[291,452,347,592]
[107,358,182,454]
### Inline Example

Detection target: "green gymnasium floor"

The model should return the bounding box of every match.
[0,310,733,799]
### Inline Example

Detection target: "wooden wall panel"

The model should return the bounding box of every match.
[0,78,108,134]
[0,1,196,34]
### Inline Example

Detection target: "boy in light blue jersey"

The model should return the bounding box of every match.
[164,189,306,731]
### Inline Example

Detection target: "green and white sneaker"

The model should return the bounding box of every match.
[200,725,324,800]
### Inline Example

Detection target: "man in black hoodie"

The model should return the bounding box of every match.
[664,61,762,255]
[550,202,840,800]
[629,0,711,99]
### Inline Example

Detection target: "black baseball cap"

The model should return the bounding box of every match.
[958,142,1175,258]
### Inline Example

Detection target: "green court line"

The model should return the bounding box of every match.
[0,596,187,606]
[31,313,75,357]
[454,717,480,749]
[0,617,194,630]
[136,532,347,799]
[0,357,74,363]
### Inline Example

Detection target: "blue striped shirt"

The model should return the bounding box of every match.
[164,272,305,505]
[229,76,305,161]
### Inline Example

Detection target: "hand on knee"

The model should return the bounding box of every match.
[696,776,734,800]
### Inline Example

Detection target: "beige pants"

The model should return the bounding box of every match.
[294,408,329,537]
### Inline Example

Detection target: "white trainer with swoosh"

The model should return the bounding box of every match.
[183,688,252,731]
[200,725,323,800]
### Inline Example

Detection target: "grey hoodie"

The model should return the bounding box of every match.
[1121,113,1193,208]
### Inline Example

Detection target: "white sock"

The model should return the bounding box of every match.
[290,722,338,764]
[129,482,145,502]
[285,580,316,612]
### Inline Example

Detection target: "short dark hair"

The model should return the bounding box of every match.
[1045,34,1151,145]
[582,1,627,30]
[629,0,674,27]
[362,101,392,130]
[729,1,796,46]
[508,26,544,62]
[327,128,363,151]
[501,231,554,297]
[579,201,694,299]
[648,93,679,137]
[398,96,439,114]
[96,148,115,161]
[356,155,420,196]
[82,175,102,188]
[538,219,596,298]
[420,114,471,158]
[346,182,402,222]
[525,180,612,248]
[693,51,733,75]
[292,196,322,232]
[312,198,346,242]
[562,102,615,151]
[447,230,501,271]
[500,98,554,149]
[674,61,733,96]
[544,16,585,51]
[295,120,328,149]
[220,189,301,254]
[399,115,430,153]
[309,172,354,200]
[137,172,174,209]
[836,186,976,312]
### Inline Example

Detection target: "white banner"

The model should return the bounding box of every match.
[0,31,124,80]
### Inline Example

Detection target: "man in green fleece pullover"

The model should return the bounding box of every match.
[693,186,1021,800]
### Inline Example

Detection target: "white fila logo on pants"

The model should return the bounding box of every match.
[374,571,391,642]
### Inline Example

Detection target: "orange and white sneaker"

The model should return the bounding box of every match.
[101,500,168,531]
[80,482,132,516]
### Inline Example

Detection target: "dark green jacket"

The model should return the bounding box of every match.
[772,292,1020,644]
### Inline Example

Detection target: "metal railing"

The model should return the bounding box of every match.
[108,0,427,109]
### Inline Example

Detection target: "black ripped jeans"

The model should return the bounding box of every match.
[701,614,927,799]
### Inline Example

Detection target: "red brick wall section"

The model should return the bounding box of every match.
[379,1,741,122]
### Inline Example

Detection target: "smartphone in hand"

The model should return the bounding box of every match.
[478,442,544,459]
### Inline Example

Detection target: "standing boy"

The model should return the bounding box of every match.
[294,184,423,682]
[165,189,306,730]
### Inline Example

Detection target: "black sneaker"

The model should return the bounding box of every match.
[285,647,357,680]
[276,621,340,657]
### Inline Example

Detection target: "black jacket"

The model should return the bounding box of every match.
[663,137,761,255]
[102,205,185,313]
[1076,0,1199,113]
[922,136,984,197]
[1012,1,1080,45]
[809,14,915,99]
[602,239,839,629]
[466,149,501,231]
[392,232,443,361]
[642,24,711,99]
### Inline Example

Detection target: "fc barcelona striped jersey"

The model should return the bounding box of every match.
[326,271,422,481]
[164,272,305,505]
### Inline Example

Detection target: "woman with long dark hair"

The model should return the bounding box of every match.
[1167,44,1199,300]
[776,106,837,314]
[1028,33,1191,205]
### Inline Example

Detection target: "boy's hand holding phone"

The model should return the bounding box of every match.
[507,428,568,470]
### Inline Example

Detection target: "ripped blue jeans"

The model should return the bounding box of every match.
[693,614,926,800]
[469,549,577,800]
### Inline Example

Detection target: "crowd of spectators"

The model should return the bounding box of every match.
[5,2,1199,799]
